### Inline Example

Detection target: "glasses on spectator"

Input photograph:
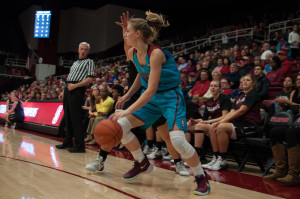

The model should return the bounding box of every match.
[221,82,228,84]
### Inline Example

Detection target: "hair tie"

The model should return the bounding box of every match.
[146,20,152,26]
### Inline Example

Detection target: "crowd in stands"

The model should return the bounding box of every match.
[1,7,300,183]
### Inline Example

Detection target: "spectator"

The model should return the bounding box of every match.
[186,80,231,161]
[274,73,300,118]
[41,93,46,101]
[263,126,300,186]
[250,42,260,58]
[254,65,270,100]
[111,84,124,113]
[210,74,261,170]
[177,57,188,71]
[188,70,210,102]
[212,58,224,74]
[29,91,36,101]
[220,57,231,76]
[184,72,197,94]
[230,50,241,64]
[276,35,291,58]
[212,71,222,81]
[238,56,252,77]
[277,50,292,77]
[109,72,118,84]
[113,78,121,86]
[253,56,261,67]
[260,42,273,61]
[263,53,274,74]
[46,92,52,100]
[95,78,103,89]
[266,56,284,86]
[121,77,128,88]
[84,85,100,144]
[228,77,244,102]
[288,24,300,58]
[51,91,59,100]
[86,87,114,145]
[261,77,294,116]
[3,90,24,129]
[180,70,188,87]
[35,92,42,101]
[185,59,196,72]
[226,63,241,89]
[220,78,233,95]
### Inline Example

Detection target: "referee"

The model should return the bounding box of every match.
[56,42,95,153]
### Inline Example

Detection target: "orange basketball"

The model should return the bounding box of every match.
[94,119,123,147]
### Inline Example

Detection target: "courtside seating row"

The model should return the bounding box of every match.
[229,110,300,174]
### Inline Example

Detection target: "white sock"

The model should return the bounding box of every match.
[191,163,204,176]
[131,148,145,163]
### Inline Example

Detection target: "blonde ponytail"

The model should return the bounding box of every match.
[129,11,170,43]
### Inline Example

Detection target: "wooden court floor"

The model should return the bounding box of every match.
[0,125,299,199]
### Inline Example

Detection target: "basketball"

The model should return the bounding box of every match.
[94,119,123,147]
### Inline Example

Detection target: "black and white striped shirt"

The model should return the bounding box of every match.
[67,58,95,82]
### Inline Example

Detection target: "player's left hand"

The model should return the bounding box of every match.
[110,109,130,121]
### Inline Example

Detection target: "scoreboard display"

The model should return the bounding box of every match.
[34,11,52,38]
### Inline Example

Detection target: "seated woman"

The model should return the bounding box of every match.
[266,56,284,86]
[260,76,294,117]
[263,126,300,186]
[274,73,300,119]
[4,90,24,128]
[209,74,261,170]
[86,87,114,145]
[84,85,100,143]
[186,80,231,161]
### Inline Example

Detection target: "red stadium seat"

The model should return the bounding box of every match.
[267,87,282,100]
[262,100,273,107]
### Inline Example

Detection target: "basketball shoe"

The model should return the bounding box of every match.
[209,156,228,171]
[175,161,190,176]
[122,157,153,180]
[143,144,154,155]
[11,122,16,129]
[194,173,210,195]
[147,147,162,159]
[85,155,104,172]
[202,155,217,169]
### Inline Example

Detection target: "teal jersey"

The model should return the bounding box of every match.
[132,45,181,91]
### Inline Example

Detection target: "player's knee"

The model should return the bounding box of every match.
[170,130,195,159]
[117,117,134,145]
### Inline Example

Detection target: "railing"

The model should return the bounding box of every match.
[100,27,255,62]
[4,58,27,67]
[268,17,300,37]
[0,73,33,79]
[62,59,75,68]
[208,28,253,45]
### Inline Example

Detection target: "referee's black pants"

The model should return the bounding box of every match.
[63,86,85,148]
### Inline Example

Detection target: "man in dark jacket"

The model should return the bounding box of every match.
[254,65,270,100]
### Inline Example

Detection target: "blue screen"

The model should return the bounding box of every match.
[34,11,51,38]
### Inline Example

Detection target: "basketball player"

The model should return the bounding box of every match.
[85,11,189,177]
[110,11,210,195]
